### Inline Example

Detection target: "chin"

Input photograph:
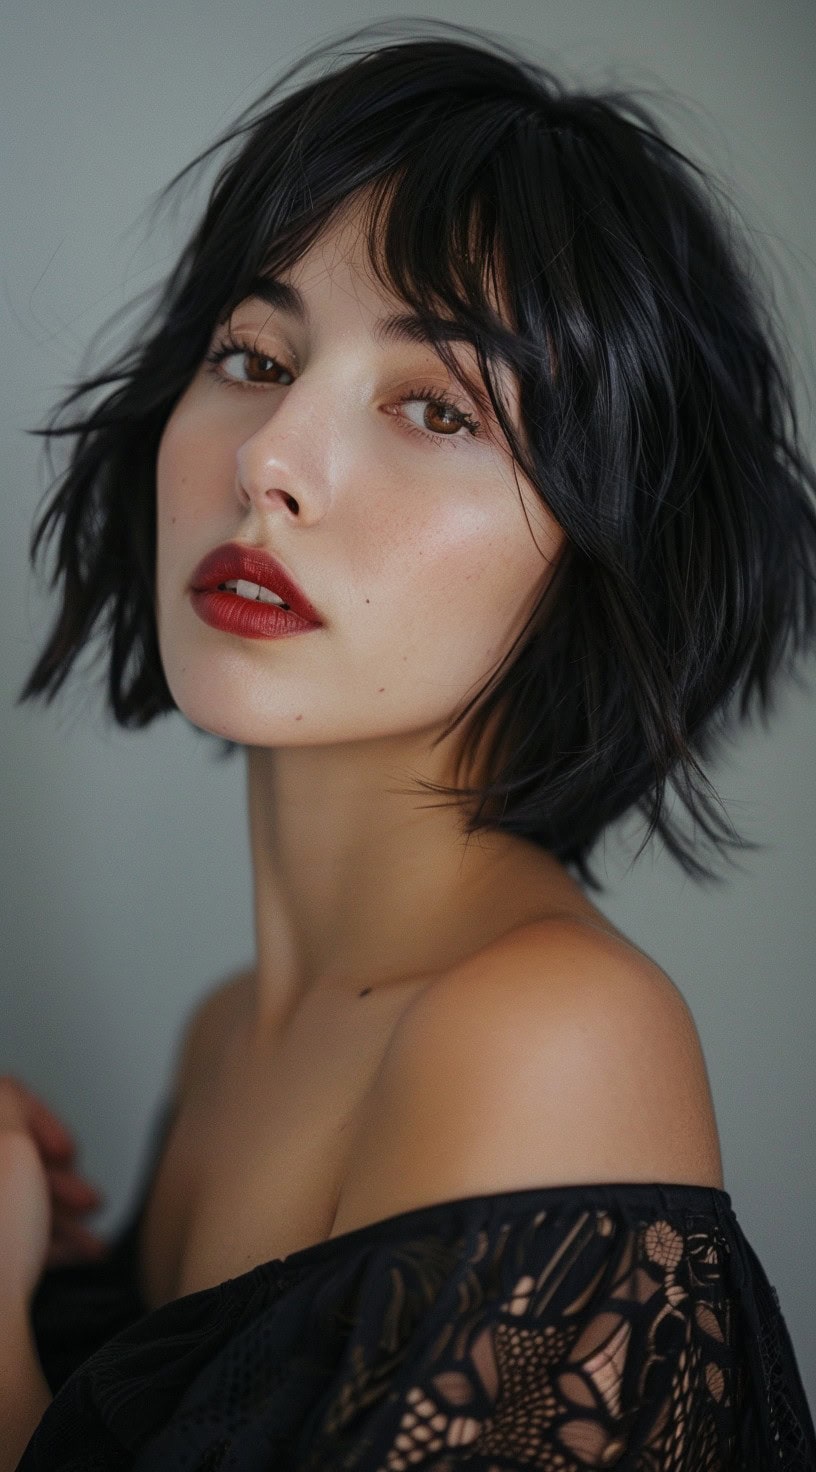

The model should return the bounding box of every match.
[165,677,272,745]
[161,664,321,748]
[179,705,298,748]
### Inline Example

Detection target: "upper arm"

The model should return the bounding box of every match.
[330,921,724,1237]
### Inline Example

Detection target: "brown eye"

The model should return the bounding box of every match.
[204,334,481,445]
[236,351,293,384]
[394,387,480,442]
[418,401,462,435]
[203,337,295,387]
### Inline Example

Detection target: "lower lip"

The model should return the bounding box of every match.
[190,589,321,639]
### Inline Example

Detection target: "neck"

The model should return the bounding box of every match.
[242,740,584,1036]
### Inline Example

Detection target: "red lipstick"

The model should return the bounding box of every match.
[189,541,324,640]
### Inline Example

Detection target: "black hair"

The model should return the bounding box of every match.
[17,17,816,890]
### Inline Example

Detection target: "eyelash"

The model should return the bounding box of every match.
[202,332,482,445]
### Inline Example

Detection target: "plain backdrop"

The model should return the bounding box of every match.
[2,0,814,1406]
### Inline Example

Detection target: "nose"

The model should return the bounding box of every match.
[235,473,302,519]
[233,381,331,522]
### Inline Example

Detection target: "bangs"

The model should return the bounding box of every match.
[211,132,558,482]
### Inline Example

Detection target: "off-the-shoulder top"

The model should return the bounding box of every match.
[21,1097,816,1470]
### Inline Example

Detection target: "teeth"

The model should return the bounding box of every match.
[220,578,289,608]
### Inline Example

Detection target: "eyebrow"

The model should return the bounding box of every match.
[221,275,484,355]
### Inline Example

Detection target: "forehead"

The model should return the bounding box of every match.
[228,188,514,350]
[287,198,387,299]
[288,191,510,315]
[218,186,535,450]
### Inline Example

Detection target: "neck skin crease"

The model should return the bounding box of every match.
[242,737,597,1044]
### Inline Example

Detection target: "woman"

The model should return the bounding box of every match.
[5,19,816,1469]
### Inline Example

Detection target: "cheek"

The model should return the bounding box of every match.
[156,402,230,563]
[157,405,203,519]
[430,496,554,614]
[155,425,185,586]
[154,408,215,619]
[381,499,554,680]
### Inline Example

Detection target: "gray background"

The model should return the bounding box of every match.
[2,0,814,1406]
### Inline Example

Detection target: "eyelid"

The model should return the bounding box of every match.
[222,322,299,373]
[205,330,484,440]
[215,322,480,410]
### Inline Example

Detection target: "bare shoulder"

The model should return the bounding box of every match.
[171,966,254,1104]
[405,917,725,1189]
[330,919,723,1239]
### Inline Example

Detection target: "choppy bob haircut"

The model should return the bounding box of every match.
[18,18,816,889]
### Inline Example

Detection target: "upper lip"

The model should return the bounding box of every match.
[189,542,324,624]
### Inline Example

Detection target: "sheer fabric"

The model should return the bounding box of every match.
[21,1100,816,1471]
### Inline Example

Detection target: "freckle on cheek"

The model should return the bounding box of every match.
[377,687,385,693]
[295,714,303,721]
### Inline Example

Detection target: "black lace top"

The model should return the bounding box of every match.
[20,1099,816,1471]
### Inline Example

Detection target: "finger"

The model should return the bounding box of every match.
[47,1166,105,1211]
[13,1083,77,1163]
[47,1232,111,1269]
[49,1214,111,1259]
[50,1201,98,1232]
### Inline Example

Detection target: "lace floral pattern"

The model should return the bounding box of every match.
[303,1204,739,1470]
[25,1176,816,1470]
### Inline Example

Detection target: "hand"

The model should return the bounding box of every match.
[0,1078,109,1298]
[0,1127,52,1314]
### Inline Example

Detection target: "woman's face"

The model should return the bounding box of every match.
[155,199,564,755]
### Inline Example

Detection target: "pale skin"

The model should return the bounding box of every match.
[146,188,722,1300]
[154,189,595,1038]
